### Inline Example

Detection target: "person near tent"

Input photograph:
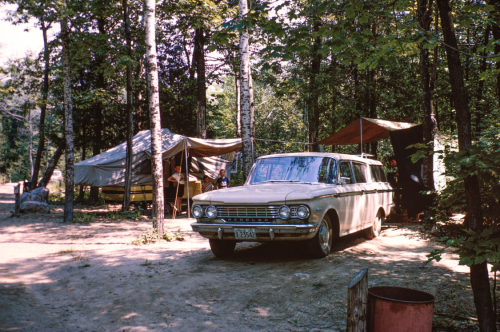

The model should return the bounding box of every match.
[168,165,185,214]
[387,156,399,185]
[216,169,229,189]
[387,156,404,218]
[202,175,214,193]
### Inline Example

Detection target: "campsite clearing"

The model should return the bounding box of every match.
[0,183,479,331]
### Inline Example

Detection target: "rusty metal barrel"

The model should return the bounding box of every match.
[367,286,434,332]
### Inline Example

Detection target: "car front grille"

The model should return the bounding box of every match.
[213,206,299,219]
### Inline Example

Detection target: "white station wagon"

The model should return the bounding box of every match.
[191,153,394,258]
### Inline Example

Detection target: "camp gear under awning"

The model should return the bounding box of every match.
[75,129,242,187]
[316,117,419,145]
[317,117,432,218]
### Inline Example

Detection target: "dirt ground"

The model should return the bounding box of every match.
[0,183,480,331]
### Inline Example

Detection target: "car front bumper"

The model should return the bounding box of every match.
[191,222,319,241]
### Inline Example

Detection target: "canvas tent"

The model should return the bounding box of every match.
[75,129,242,187]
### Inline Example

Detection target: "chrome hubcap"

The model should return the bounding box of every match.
[374,215,382,235]
[319,219,330,252]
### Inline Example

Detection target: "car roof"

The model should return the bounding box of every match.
[257,152,383,165]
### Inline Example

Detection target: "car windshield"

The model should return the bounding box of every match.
[248,157,337,185]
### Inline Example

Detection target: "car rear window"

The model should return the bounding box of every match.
[370,165,387,182]
[352,163,367,183]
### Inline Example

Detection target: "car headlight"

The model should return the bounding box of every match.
[296,205,310,219]
[192,205,204,218]
[206,205,217,219]
[279,205,291,219]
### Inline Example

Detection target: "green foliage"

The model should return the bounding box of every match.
[72,212,96,223]
[48,193,66,205]
[131,228,160,245]
[107,206,142,221]
[131,228,185,245]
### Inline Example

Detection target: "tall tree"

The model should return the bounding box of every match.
[31,16,51,190]
[307,18,322,152]
[145,0,164,233]
[194,27,207,139]
[122,0,134,211]
[437,0,495,330]
[239,0,253,179]
[418,0,437,190]
[60,0,74,222]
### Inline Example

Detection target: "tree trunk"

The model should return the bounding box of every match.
[369,23,378,158]
[430,3,439,129]
[60,2,74,222]
[239,0,253,180]
[437,0,495,330]
[475,26,490,136]
[31,20,50,190]
[308,20,322,152]
[145,0,164,234]
[488,0,500,112]
[235,70,241,138]
[418,0,436,190]
[194,28,207,139]
[38,145,64,188]
[28,108,33,180]
[122,0,134,212]
[89,18,107,205]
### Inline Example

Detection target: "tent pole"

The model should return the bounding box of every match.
[360,117,363,157]
[184,138,190,218]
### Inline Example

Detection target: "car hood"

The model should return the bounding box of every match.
[193,183,326,205]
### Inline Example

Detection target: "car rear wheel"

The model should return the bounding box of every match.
[209,239,236,258]
[366,210,383,239]
[306,215,333,258]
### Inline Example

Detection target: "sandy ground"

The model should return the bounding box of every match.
[0,183,478,331]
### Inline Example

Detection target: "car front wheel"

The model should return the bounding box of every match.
[209,239,236,258]
[306,216,333,258]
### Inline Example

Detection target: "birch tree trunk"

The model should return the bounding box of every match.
[437,0,495,330]
[239,0,253,179]
[122,0,134,211]
[31,19,50,190]
[60,2,74,222]
[145,0,164,234]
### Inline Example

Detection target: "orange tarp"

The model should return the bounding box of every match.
[316,117,419,145]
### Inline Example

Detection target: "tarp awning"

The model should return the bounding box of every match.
[316,117,419,145]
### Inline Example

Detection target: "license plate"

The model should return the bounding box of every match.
[234,228,257,240]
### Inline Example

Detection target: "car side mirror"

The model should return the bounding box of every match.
[340,177,351,185]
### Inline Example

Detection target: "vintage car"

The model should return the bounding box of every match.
[190,153,394,258]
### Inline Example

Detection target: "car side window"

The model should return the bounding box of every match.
[318,158,338,184]
[369,165,387,182]
[339,161,352,184]
[352,163,367,183]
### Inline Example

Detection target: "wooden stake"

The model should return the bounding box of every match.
[14,184,20,215]
[172,150,184,219]
[347,269,368,332]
